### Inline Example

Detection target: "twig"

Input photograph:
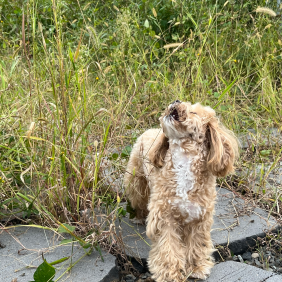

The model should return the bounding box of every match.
[231,199,240,226]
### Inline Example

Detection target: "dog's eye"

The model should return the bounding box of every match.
[190,112,197,115]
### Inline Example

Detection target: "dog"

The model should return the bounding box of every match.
[124,101,238,281]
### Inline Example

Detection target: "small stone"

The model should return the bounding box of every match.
[252,253,259,259]
[255,258,262,267]
[277,267,282,273]
[0,242,6,248]
[269,257,275,263]
[238,255,244,263]
[271,265,277,270]
[238,255,244,262]
[232,255,238,261]
[242,252,252,261]
[276,258,282,266]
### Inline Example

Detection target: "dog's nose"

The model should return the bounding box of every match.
[172,100,182,104]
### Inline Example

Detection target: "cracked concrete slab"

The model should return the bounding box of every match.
[0,226,115,282]
[118,187,278,260]
[196,261,281,282]
[212,188,277,254]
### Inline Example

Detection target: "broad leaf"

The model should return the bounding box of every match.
[32,260,55,282]
[57,223,76,234]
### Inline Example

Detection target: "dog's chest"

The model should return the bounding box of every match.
[171,144,196,193]
[169,144,203,222]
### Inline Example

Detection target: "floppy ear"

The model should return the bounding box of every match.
[152,133,169,168]
[206,118,239,177]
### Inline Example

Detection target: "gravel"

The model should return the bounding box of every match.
[242,252,252,261]
[252,252,260,259]
[229,247,282,277]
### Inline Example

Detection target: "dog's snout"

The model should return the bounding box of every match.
[172,100,182,104]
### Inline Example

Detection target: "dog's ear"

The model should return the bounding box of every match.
[152,133,169,168]
[206,118,238,177]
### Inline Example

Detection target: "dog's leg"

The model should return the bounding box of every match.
[124,143,149,223]
[147,210,186,282]
[183,211,214,280]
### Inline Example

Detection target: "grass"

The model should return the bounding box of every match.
[1,0,282,279]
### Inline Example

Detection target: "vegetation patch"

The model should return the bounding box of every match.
[1,0,282,280]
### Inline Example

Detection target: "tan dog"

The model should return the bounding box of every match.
[124,101,238,281]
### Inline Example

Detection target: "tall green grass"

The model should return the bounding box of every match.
[0,0,282,234]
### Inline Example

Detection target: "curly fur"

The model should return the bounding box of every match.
[124,101,238,281]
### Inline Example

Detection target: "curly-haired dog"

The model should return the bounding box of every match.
[124,101,238,281]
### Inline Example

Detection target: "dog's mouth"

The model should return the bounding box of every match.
[170,108,179,121]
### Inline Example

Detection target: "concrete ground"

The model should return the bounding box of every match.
[0,187,280,282]
[203,261,281,282]
[0,226,115,282]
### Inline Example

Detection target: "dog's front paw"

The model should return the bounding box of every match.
[188,271,208,280]
[187,265,211,280]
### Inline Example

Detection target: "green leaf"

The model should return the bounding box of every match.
[213,77,238,109]
[121,145,132,158]
[49,257,70,265]
[94,243,104,262]
[144,19,149,28]
[118,206,127,217]
[79,240,91,248]
[110,152,119,160]
[260,150,271,157]
[33,260,55,282]
[80,242,92,249]
[57,223,76,234]
[172,34,178,41]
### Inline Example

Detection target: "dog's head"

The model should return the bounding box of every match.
[153,100,239,177]
[160,100,214,143]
